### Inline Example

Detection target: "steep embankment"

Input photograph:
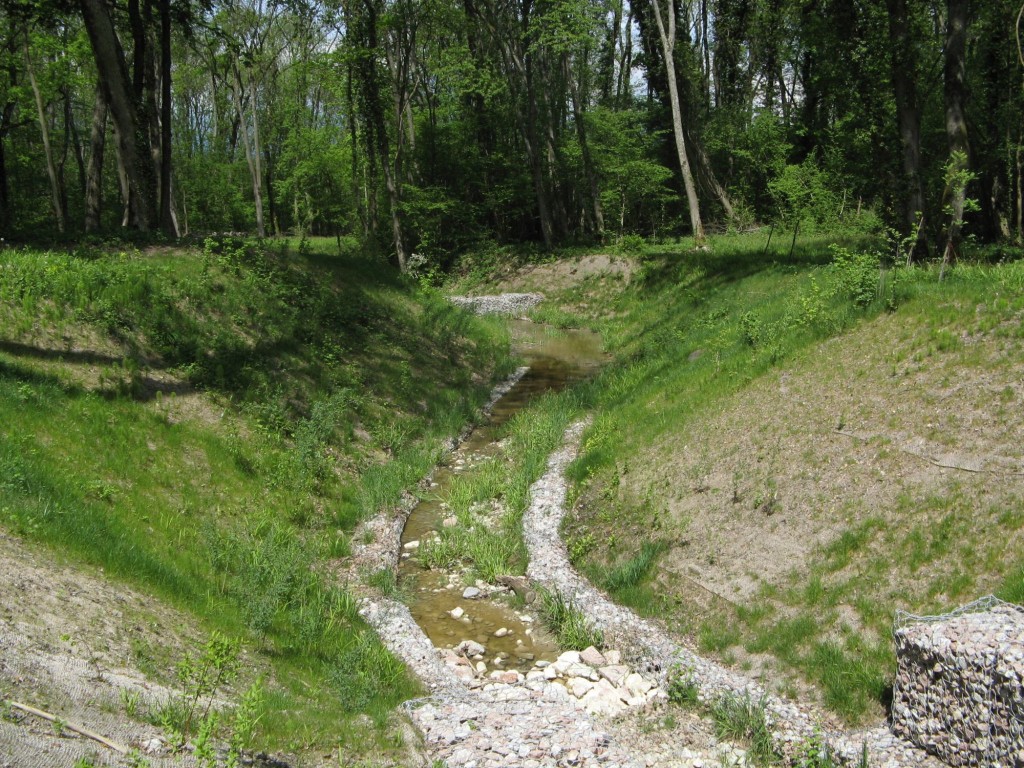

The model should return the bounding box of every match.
[465,237,1024,727]
[0,237,512,766]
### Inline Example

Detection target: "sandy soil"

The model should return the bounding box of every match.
[0,532,207,766]
[634,310,1024,603]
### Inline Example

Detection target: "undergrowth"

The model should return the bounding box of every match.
[535,586,605,650]
[0,237,512,756]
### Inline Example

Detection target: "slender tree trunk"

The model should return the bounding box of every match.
[616,8,633,107]
[25,44,66,233]
[65,86,87,198]
[690,131,735,221]
[159,0,175,237]
[942,0,970,272]
[80,0,156,230]
[230,62,265,237]
[650,0,705,245]
[887,0,927,260]
[525,69,555,248]
[1016,134,1022,243]
[85,83,108,233]
[599,0,621,103]
[566,57,604,236]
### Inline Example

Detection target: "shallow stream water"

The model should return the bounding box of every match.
[398,319,605,671]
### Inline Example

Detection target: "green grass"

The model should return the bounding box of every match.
[535,587,605,650]
[708,691,781,766]
[0,237,514,756]
[416,390,586,582]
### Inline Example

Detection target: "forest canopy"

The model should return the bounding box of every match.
[1,0,1022,267]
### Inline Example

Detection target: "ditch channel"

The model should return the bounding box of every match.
[397,319,605,672]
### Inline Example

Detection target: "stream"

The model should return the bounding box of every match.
[398,319,605,672]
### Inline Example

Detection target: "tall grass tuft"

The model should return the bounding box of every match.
[536,587,604,650]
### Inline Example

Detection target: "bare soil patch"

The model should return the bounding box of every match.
[599,306,1024,712]
[0,533,205,766]
[489,253,634,296]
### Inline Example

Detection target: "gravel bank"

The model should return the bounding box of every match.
[449,293,545,316]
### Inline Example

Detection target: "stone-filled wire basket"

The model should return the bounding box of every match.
[892,595,1024,768]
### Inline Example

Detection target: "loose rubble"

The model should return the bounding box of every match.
[449,293,545,316]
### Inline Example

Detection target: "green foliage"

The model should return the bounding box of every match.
[330,631,409,714]
[602,540,667,593]
[0,240,510,755]
[666,665,700,707]
[793,730,841,768]
[156,631,241,749]
[830,246,880,307]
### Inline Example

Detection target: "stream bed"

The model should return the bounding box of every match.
[397,319,605,672]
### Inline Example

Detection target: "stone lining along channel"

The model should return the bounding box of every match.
[397,318,606,674]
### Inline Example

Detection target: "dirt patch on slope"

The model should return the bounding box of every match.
[638,310,1024,604]
[0,532,210,766]
[489,253,634,295]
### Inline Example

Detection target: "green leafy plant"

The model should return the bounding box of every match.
[157,632,241,750]
[666,665,700,707]
[793,730,840,767]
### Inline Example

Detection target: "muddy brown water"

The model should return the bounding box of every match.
[398,319,605,671]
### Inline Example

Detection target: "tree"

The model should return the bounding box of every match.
[80,0,157,230]
[649,0,704,244]
[942,0,970,270]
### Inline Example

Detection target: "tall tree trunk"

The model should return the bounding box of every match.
[599,0,621,103]
[650,0,705,245]
[887,0,928,260]
[566,56,604,236]
[690,130,736,221]
[525,63,555,249]
[1016,131,1022,243]
[942,0,970,272]
[85,83,108,233]
[80,0,156,230]
[230,62,265,237]
[158,0,175,237]
[64,86,87,199]
[615,7,633,107]
[25,44,66,233]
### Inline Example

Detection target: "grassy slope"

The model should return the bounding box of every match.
[0,236,513,760]
[460,233,1024,725]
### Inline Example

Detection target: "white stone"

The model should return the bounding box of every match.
[450,606,465,619]
[598,665,629,686]
[568,677,596,698]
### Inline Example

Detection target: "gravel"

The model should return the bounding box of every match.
[449,293,545,316]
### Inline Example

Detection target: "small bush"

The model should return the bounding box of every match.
[830,246,880,307]
[666,665,700,707]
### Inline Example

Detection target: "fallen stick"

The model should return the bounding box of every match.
[6,700,129,754]
[834,430,1024,476]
